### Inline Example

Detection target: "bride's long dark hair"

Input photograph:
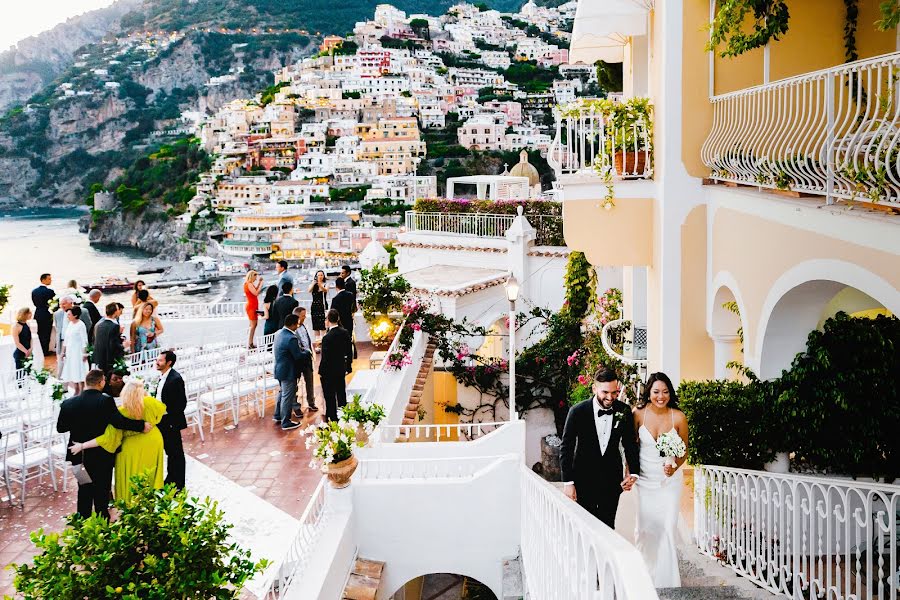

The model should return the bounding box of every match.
[638,372,679,410]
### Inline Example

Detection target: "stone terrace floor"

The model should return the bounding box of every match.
[0,343,376,597]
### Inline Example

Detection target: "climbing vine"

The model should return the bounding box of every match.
[706,0,790,58]
[877,0,900,31]
[843,0,859,63]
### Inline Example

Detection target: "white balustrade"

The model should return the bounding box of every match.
[695,465,900,600]
[548,102,653,179]
[263,476,329,599]
[702,51,900,207]
[404,211,515,238]
[375,421,506,443]
[520,466,660,600]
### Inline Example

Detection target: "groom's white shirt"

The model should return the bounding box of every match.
[594,396,613,455]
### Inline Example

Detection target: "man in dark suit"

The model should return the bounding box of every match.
[291,306,316,414]
[31,273,55,355]
[83,289,103,344]
[273,314,305,430]
[271,281,299,330]
[93,302,125,374]
[330,276,357,334]
[56,369,150,519]
[155,349,187,489]
[339,264,357,298]
[560,366,641,529]
[319,309,353,422]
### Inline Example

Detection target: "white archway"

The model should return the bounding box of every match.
[753,260,900,380]
[389,572,498,600]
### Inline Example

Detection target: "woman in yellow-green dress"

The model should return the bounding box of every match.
[70,378,166,504]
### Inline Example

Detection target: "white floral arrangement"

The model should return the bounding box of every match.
[656,430,686,468]
[338,394,386,433]
[303,420,363,469]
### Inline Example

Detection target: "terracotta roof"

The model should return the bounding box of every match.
[394,241,505,253]
[528,247,571,257]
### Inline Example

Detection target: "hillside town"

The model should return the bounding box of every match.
[168,1,588,262]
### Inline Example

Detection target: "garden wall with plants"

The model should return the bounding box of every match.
[680,312,900,480]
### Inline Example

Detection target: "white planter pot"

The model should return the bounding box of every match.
[763,451,790,473]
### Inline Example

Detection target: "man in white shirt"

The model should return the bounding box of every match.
[559,366,641,528]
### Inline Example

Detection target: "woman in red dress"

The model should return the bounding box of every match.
[244,270,263,348]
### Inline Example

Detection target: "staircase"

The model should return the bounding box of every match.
[400,338,437,427]
[341,558,385,600]
[657,547,775,600]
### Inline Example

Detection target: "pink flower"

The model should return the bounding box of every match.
[410,323,421,331]
[577,374,589,385]
[566,351,580,366]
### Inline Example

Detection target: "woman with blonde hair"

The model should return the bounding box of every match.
[130,302,164,356]
[70,378,166,504]
[243,269,264,348]
[12,307,33,370]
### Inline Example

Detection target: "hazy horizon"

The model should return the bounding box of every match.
[2,0,116,51]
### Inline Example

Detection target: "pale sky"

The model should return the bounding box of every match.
[1,0,116,51]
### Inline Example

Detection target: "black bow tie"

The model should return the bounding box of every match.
[597,407,614,417]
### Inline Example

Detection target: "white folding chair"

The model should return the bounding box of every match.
[50,431,70,492]
[199,368,237,432]
[183,390,205,442]
[2,420,57,508]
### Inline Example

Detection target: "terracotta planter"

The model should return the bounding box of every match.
[614,150,649,177]
[355,426,370,447]
[325,455,358,488]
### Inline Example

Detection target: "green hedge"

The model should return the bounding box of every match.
[680,312,900,480]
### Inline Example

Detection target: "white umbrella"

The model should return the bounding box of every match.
[569,0,652,64]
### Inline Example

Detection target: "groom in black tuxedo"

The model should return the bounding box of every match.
[560,366,641,528]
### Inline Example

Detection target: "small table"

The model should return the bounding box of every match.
[368,351,387,370]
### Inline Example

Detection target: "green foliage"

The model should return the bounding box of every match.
[679,379,779,469]
[706,0,790,58]
[562,251,596,318]
[595,60,623,94]
[877,0,900,30]
[843,0,859,63]
[501,61,558,93]
[329,185,370,203]
[0,284,10,315]
[259,81,289,106]
[358,264,410,323]
[10,475,267,599]
[777,312,900,479]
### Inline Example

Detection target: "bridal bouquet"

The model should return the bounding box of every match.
[656,430,686,468]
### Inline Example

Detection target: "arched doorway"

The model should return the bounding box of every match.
[708,283,747,379]
[390,573,498,600]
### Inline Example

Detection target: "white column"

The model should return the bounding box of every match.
[622,266,648,328]
[630,35,650,97]
[711,334,741,380]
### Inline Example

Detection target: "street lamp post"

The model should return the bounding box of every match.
[505,274,519,422]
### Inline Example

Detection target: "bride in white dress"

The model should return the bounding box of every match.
[633,372,689,588]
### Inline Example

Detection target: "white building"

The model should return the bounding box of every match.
[458,113,507,150]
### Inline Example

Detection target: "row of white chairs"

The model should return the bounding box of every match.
[1,417,68,508]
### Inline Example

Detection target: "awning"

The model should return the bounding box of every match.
[569,0,651,64]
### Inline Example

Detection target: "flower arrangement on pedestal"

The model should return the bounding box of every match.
[385,349,412,371]
[304,421,364,488]
[339,394,386,446]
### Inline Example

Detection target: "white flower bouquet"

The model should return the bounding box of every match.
[303,420,363,469]
[656,430,686,468]
[338,394,386,434]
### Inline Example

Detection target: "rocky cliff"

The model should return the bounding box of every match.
[83,208,219,259]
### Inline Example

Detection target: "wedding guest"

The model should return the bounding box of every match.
[319,309,353,422]
[308,270,328,342]
[155,350,187,490]
[130,280,147,307]
[272,281,299,330]
[131,302,164,356]
[31,273,55,355]
[83,289,103,344]
[339,264,357,298]
[291,306,316,414]
[261,284,280,337]
[12,307,33,370]
[54,296,91,363]
[331,276,358,359]
[132,289,158,319]
[93,303,125,375]
[273,314,305,431]
[60,306,90,394]
[244,270,264,348]
[64,280,80,295]
[56,369,149,519]
[275,260,293,297]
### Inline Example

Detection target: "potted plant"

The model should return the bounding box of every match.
[605,97,653,177]
[339,394,386,446]
[304,421,363,488]
[359,264,410,348]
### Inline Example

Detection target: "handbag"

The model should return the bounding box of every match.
[71,463,93,485]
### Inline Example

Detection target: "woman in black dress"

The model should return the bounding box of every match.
[261,285,281,337]
[12,307,33,370]
[308,270,328,340]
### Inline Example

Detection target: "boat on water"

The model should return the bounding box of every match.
[181,282,211,295]
[82,277,133,293]
[154,256,247,288]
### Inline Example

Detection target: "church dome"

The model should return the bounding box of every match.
[509,149,540,187]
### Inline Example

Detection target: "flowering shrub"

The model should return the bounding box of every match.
[385,350,413,371]
[304,421,362,468]
[597,288,623,325]
[339,394,386,432]
[412,198,564,246]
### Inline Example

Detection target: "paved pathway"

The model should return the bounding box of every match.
[0,343,376,597]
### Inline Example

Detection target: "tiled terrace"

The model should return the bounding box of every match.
[0,343,375,597]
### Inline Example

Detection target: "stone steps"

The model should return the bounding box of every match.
[399,338,437,428]
[656,547,776,600]
[342,558,385,600]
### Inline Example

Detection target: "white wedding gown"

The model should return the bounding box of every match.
[635,422,683,588]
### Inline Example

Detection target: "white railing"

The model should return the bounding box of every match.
[263,476,329,599]
[695,465,900,600]
[520,466,660,599]
[405,211,514,238]
[601,319,648,379]
[357,454,508,480]
[154,302,248,319]
[548,102,652,179]
[375,421,506,443]
[702,51,900,207]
